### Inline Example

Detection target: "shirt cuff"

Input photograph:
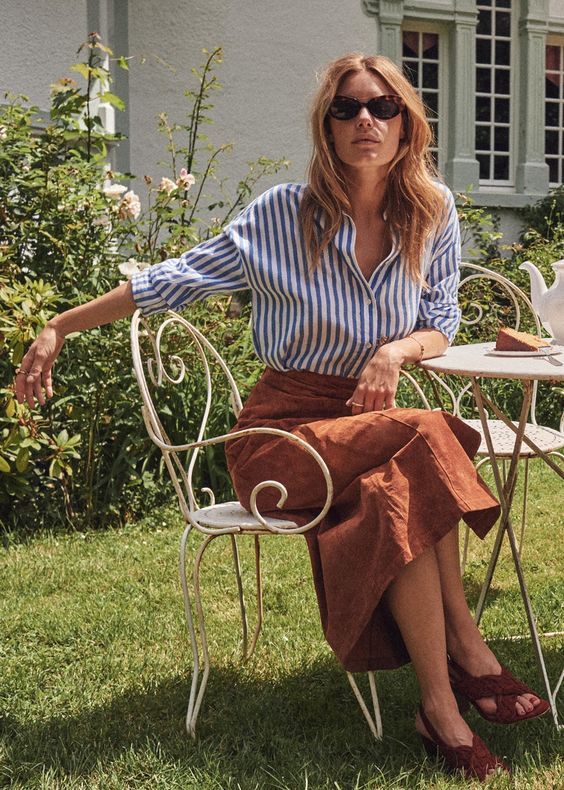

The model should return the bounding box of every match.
[131,269,169,316]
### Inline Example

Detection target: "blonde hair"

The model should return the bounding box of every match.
[300,53,445,281]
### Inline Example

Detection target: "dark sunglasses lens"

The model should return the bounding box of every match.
[329,97,359,120]
[368,96,402,119]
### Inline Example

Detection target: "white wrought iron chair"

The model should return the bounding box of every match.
[419,262,564,568]
[130,309,384,740]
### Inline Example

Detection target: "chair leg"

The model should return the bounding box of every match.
[347,671,383,740]
[230,534,264,662]
[463,456,492,572]
[179,525,217,739]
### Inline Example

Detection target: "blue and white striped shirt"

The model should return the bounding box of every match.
[132,182,461,378]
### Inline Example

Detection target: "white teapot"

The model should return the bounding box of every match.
[519,259,564,345]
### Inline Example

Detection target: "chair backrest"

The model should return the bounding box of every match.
[130,309,244,521]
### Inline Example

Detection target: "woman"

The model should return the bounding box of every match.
[15,53,548,781]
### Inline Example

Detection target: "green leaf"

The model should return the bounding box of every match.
[56,429,69,445]
[15,448,30,473]
[70,63,91,80]
[0,456,11,473]
[99,92,125,111]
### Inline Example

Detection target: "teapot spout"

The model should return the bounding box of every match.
[519,260,550,331]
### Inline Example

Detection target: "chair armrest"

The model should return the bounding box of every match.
[142,414,334,534]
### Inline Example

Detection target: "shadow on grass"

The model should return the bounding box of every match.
[3,647,562,787]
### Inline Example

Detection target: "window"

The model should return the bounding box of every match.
[475,0,512,185]
[402,30,441,166]
[546,41,564,186]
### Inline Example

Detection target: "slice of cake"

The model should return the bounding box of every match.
[495,326,550,351]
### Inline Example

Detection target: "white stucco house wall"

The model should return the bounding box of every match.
[2,1,564,241]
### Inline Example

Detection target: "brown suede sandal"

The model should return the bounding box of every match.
[418,705,510,782]
[448,658,550,725]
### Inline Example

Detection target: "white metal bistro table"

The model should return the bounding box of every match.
[420,341,564,730]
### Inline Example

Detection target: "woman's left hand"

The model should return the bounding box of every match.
[346,344,404,413]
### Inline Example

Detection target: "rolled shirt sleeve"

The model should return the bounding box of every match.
[131,217,250,316]
[415,187,462,343]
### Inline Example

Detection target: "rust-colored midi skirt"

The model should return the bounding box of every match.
[225,367,500,673]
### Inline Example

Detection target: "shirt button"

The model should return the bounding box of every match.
[365,341,373,349]
[365,297,371,306]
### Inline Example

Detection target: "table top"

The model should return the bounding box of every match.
[420,341,564,380]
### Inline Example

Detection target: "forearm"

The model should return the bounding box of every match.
[48,281,137,337]
[381,328,449,366]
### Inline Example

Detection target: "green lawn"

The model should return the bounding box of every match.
[1,460,563,789]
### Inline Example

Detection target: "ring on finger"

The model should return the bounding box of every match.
[15,368,31,376]
[351,401,363,407]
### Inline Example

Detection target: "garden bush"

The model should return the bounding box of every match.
[1,38,285,533]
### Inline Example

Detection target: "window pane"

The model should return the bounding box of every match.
[495,98,510,123]
[495,11,510,37]
[494,155,509,180]
[403,32,418,58]
[405,61,419,85]
[546,45,560,71]
[423,34,439,59]
[477,10,491,36]
[495,40,510,66]
[547,157,558,184]
[546,101,559,127]
[476,38,492,64]
[477,154,490,179]
[494,126,509,151]
[476,126,490,150]
[476,97,491,122]
[546,72,560,99]
[495,69,510,94]
[546,130,559,155]
[422,62,438,87]
[423,91,438,117]
[476,68,491,93]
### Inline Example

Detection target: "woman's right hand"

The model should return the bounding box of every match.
[14,323,66,408]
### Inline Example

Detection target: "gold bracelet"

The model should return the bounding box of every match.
[408,334,425,361]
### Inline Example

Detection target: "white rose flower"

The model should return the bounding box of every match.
[103,183,128,200]
[176,168,196,190]
[158,176,177,195]
[0,126,7,140]
[118,190,141,220]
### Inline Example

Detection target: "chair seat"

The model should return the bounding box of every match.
[464,419,564,458]
[193,501,299,531]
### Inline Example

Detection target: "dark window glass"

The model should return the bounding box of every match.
[495,40,511,66]
[423,33,439,59]
[403,32,418,58]
[422,62,439,86]
[423,91,438,117]
[495,68,510,94]
[548,157,558,184]
[494,155,509,180]
[495,98,510,123]
[494,126,509,151]
[476,68,491,93]
[496,0,511,8]
[477,10,491,36]
[495,11,510,37]
[476,125,490,150]
[546,45,561,71]
[480,0,492,7]
[546,101,559,127]
[477,154,490,179]
[403,62,418,86]
[476,97,491,122]
[476,38,491,64]
[546,130,559,155]
[545,74,560,99]
[428,120,438,144]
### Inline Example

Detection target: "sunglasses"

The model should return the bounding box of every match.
[328,94,405,121]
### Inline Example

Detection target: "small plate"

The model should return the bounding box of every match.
[486,345,561,357]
